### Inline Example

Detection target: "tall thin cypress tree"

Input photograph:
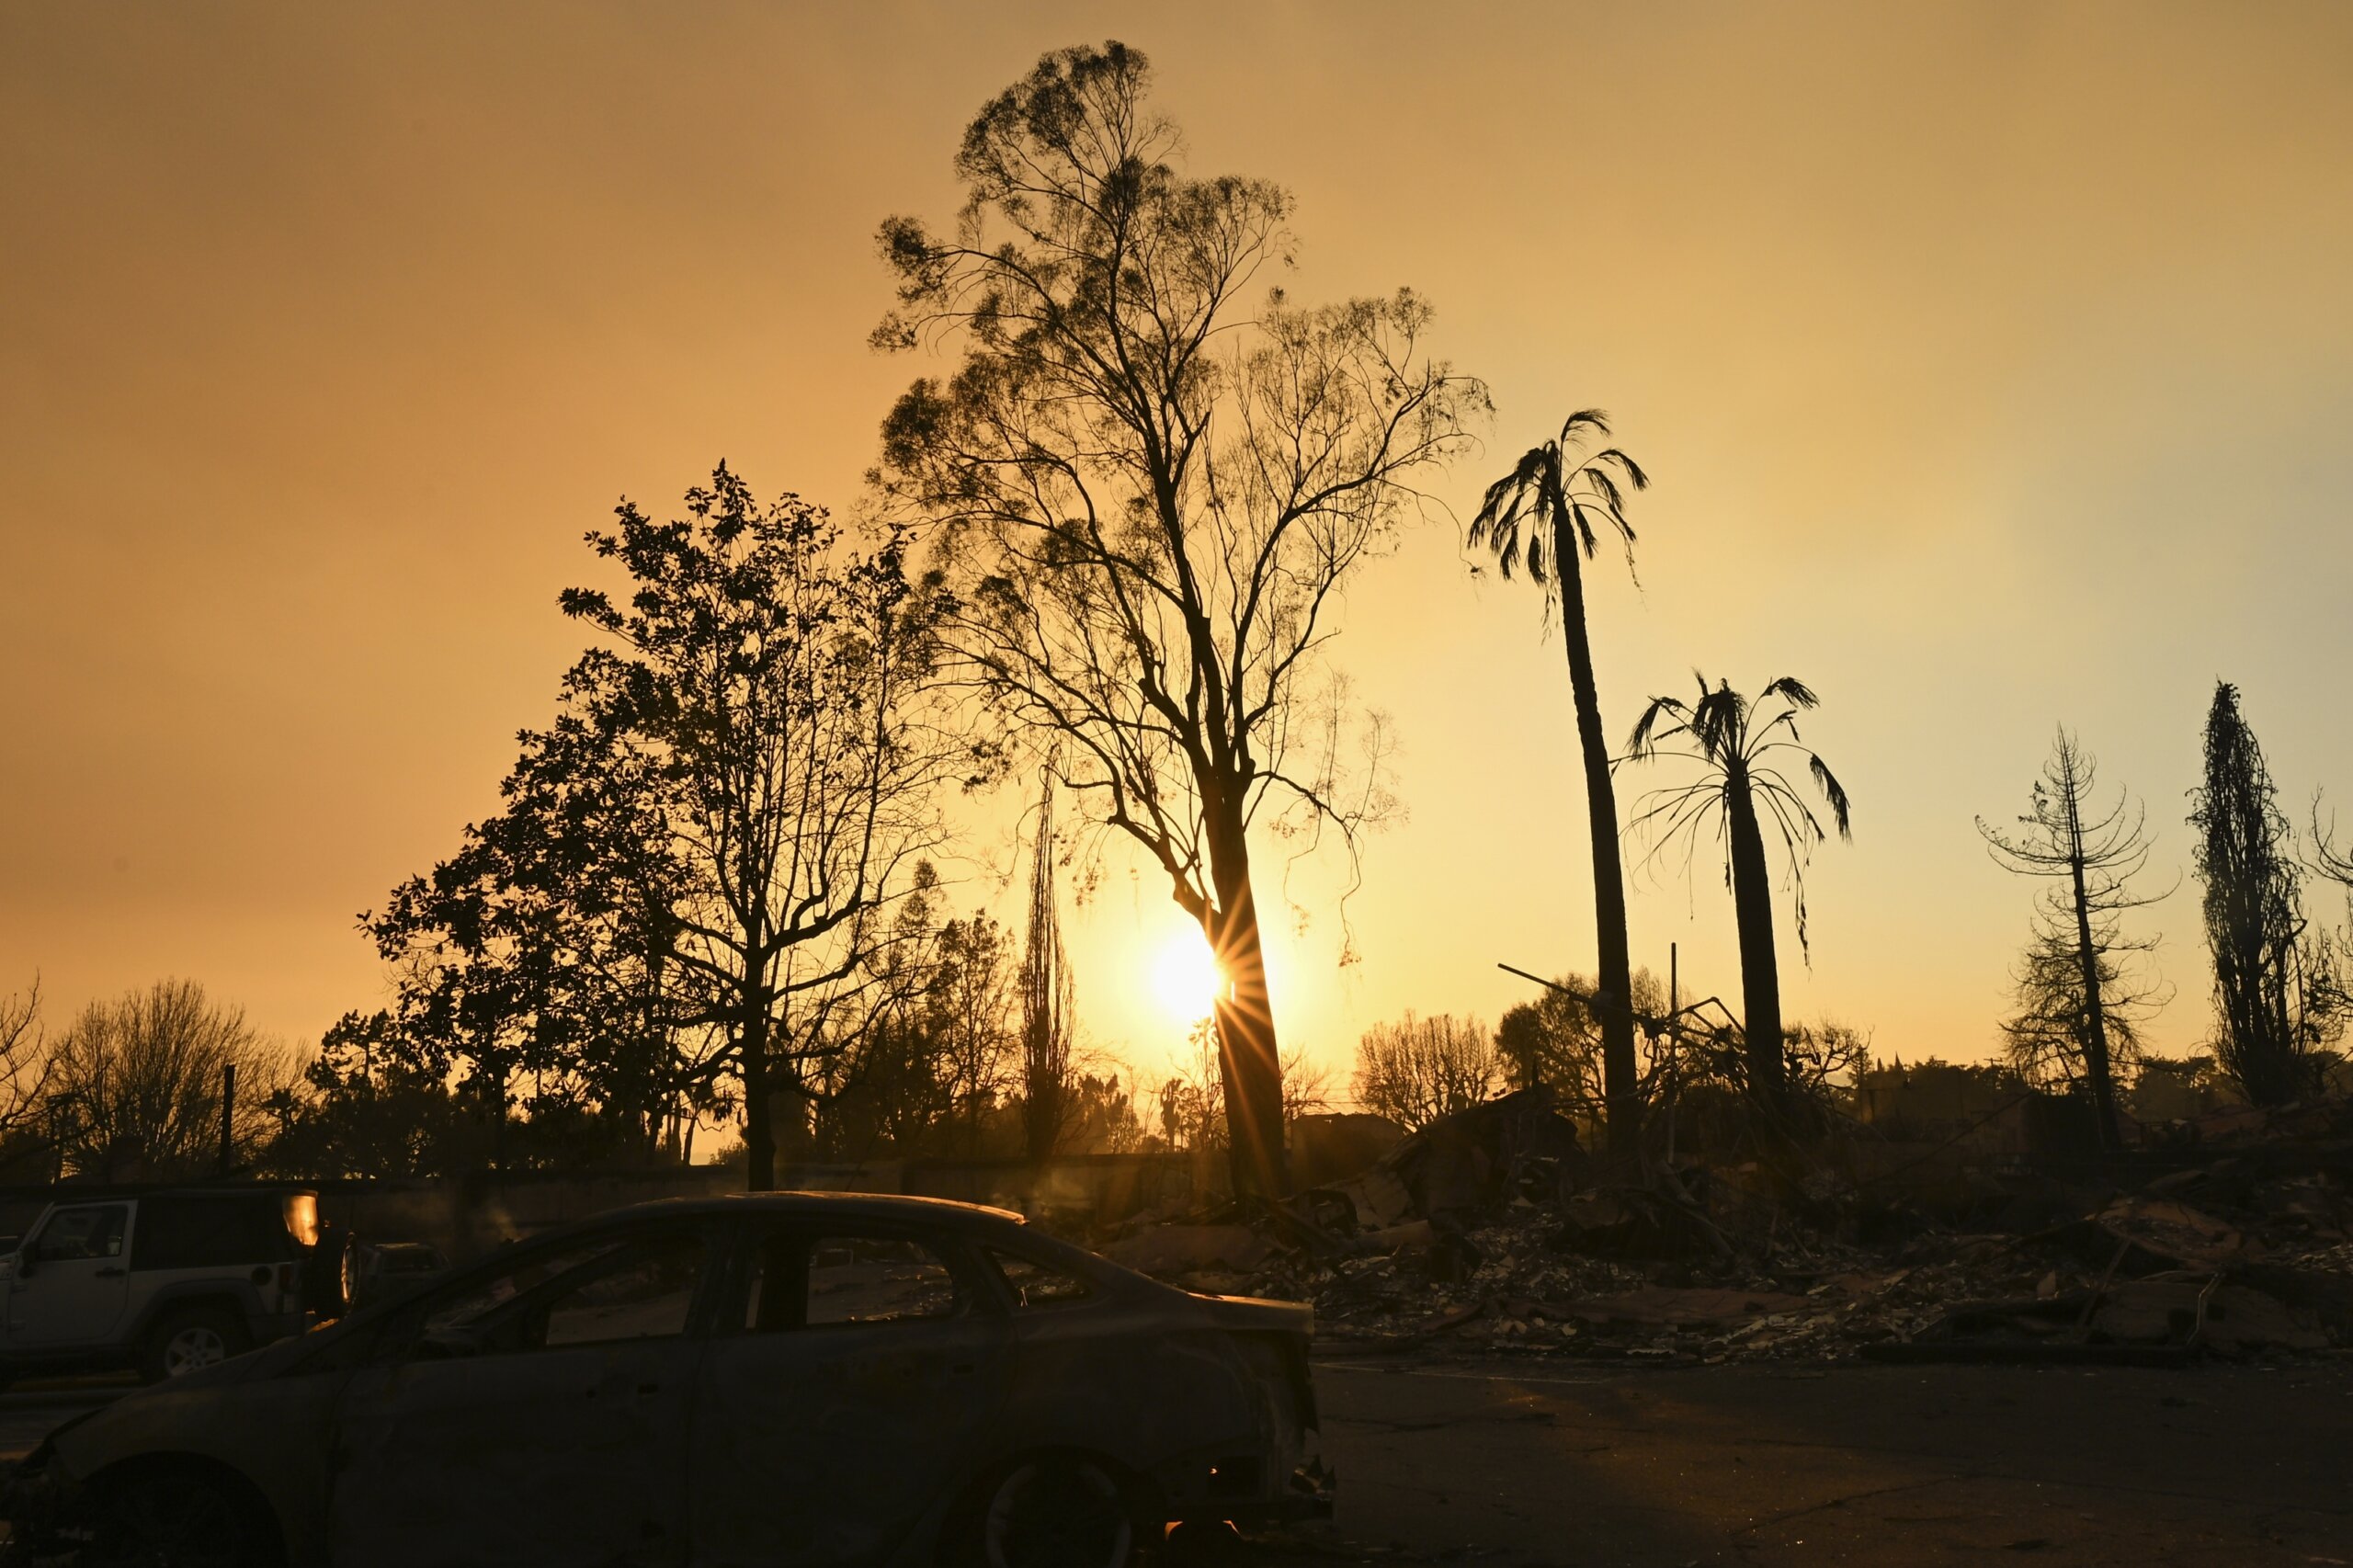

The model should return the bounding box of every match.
[2188,683,2337,1104]
[1019,772,1074,1163]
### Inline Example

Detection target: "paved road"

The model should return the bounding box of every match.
[1308,1355,2353,1566]
[4,1360,2348,1565]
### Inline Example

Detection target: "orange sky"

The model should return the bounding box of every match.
[6,2,2353,1101]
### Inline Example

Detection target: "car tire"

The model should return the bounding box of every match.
[88,1464,276,1568]
[139,1307,252,1384]
[955,1453,1140,1568]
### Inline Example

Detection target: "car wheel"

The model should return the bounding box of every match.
[88,1466,271,1568]
[140,1309,251,1383]
[973,1455,1137,1568]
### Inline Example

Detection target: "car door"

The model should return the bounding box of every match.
[326,1224,716,1568]
[6,1201,134,1347]
[687,1223,1013,1567]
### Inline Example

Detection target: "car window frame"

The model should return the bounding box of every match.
[28,1202,131,1266]
[502,1232,714,1353]
[718,1220,1003,1336]
[979,1243,1103,1312]
[327,1219,731,1369]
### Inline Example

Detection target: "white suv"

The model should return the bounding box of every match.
[0,1187,335,1385]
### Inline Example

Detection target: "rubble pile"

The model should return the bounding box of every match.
[1098,1089,2353,1367]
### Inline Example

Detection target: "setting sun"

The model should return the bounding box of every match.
[1151,930,1227,1025]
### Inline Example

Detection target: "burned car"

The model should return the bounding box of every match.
[3,1192,1328,1566]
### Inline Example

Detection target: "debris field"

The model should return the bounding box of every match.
[1098,1089,2353,1369]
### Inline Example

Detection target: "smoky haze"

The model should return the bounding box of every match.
[5,1,2352,1086]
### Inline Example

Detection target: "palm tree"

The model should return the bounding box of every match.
[1625,675,1852,1105]
[1470,411,1649,1157]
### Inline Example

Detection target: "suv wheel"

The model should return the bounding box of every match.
[141,1308,251,1383]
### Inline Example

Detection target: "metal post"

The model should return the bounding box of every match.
[1670,942,1678,1020]
[219,1062,237,1174]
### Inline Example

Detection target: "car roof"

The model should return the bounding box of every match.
[38,1183,315,1201]
[586,1191,1030,1230]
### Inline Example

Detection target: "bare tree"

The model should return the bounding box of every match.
[1999,931,2161,1103]
[1469,413,1650,1156]
[1625,675,1853,1107]
[2189,683,2342,1104]
[0,979,55,1148]
[872,42,1485,1199]
[1018,772,1077,1162]
[1977,727,2171,1148]
[50,980,290,1180]
[1352,1012,1497,1131]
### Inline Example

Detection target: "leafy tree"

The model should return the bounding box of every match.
[1352,1011,1497,1131]
[267,1011,478,1177]
[1625,675,1852,1106]
[2188,682,2342,1103]
[1495,967,1669,1119]
[1469,413,1650,1156]
[1977,728,2170,1147]
[378,468,954,1187]
[369,676,705,1165]
[1489,968,1858,1152]
[930,914,1017,1155]
[872,41,1484,1199]
[49,980,289,1180]
[1052,1070,1147,1154]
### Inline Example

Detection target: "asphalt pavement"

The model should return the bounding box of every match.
[3,1359,2348,1566]
[1302,1354,2353,1567]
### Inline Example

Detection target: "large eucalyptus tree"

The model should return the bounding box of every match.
[871,42,1484,1198]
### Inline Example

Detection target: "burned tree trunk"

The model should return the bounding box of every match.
[1205,808,1287,1199]
[2064,800,2122,1149]
[1552,506,1643,1160]
[1724,765,1786,1104]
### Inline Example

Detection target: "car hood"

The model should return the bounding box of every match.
[1184,1291,1314,1335]
[44,1332,338,1482]
[166,1331,317,1390]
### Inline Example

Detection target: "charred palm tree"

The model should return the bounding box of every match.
[1625,675,1852,1105]
[1470,412,1648,1156]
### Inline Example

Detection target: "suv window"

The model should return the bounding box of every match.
[984,1247,1094,1308]
[131,1196,291,1271]
[31,1204,128,1264]
[743,1233,965,1331]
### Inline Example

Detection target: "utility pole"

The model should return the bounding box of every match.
[218,1062,237,1175]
